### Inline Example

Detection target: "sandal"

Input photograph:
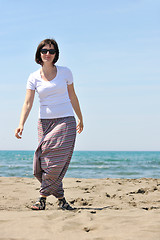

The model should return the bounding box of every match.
[31,197,46,210]
[58,197,74,211]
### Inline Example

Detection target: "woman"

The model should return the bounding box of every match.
[15,38,83,211]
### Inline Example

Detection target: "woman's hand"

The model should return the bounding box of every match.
[76,119,83,134]
[15,126,24,139]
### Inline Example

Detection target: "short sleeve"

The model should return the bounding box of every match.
[26,74,36,90]
[65,67,74,85]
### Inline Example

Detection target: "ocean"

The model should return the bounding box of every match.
[0,151,159,179]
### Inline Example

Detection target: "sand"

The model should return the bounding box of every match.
[0,177,160,240]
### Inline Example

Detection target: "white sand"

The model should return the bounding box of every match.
[0,177,160,240]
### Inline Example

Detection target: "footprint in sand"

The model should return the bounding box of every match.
[70,198,92,207]
[84,226,90,232]
[106,193,111,198]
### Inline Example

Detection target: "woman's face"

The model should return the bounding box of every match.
[40,44,56,65]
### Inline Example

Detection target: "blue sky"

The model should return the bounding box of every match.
[0,0,160,151]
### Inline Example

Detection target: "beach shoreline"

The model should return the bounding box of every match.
[0,177,160,240]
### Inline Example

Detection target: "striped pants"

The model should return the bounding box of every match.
[33,116,76,198]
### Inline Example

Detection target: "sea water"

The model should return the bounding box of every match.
[0,151,159,179]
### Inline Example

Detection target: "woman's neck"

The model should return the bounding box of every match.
[42,63,55,74]
[40,63,57,81]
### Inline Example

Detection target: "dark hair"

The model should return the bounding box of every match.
[35,38,59,65]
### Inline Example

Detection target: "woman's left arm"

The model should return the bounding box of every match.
[67,83,83,134]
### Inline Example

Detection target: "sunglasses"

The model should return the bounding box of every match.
[40,49,56,55]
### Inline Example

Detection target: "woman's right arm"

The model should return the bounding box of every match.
[15,89,35,139]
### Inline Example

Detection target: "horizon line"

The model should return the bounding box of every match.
[0,150,160,152]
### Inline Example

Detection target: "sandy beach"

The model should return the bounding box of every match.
[0,177,160,240]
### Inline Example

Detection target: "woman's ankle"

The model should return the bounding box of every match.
[40,195,47,198]
[58,197,65,200]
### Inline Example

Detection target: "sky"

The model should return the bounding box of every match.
[0,0,160,151]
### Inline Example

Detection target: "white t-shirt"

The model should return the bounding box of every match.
[26,65,74,119]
